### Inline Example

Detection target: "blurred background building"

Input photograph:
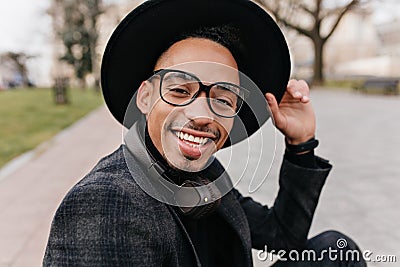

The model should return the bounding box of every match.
[0,0,399,88]
[251,0,400,84]
[44,0,400,87]
[319,11,398,78]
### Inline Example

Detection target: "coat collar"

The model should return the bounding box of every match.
[166,189,253,266]
[123,123,252,264]
[217,190,253,263]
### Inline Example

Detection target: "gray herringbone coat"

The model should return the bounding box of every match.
[43,145,331,266]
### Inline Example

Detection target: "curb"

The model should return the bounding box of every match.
[0,105,105,182]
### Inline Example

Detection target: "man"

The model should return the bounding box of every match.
[44,0,366,266]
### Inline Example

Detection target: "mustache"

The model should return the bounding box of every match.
[168,121,220,140]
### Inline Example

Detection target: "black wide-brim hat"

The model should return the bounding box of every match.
[101,0,291,147]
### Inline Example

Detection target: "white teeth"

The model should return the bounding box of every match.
[175,131,210,145]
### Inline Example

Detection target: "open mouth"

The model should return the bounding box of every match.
[174,131,210,146]
[171,129,217,159]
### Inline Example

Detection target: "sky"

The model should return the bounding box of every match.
[0,0,399,86]
[0,0,52,85]
[0,0,123,86]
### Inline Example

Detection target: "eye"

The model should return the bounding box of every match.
[212,98,234,108]
[164,86,193,99]
[169,87,190,95]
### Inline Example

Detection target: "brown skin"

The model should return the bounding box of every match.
[136,38,238,171]
[137,38,315,171]
[266,79,316,145]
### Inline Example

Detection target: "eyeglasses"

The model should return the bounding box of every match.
[150,69,249,118]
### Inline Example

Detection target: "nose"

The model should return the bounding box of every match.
[183,91,215,123]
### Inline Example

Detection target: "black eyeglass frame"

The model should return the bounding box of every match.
[150,68,250,118]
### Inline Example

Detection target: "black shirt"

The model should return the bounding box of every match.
[144,124,319,266]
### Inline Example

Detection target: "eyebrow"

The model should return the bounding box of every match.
[214,84,240,93]
[164,71,198,81]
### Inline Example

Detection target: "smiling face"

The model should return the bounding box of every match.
[136,38,239,172]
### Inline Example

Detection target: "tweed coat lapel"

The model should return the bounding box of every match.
[123,126,252,264]
[217,190,253,263]
[165,189,253,266]
[166,205,202,266]
[124,146,202,266]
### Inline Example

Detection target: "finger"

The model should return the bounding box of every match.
[300,95,310,103]
[265,93,286,128]
[297,80,311,103]
[287,79,309,94]
[287,79,310,101]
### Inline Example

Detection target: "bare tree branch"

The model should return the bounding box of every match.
[297,2,315,17]
[322,6,344,18]
[323,0,360,41]
[280,20,314,38]
[253,0,368,85]
[253,0,314,38]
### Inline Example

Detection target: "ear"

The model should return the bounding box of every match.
[136,80,153,115]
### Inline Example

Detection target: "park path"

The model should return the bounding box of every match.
[0,90,399,266]
[0,105,121,266]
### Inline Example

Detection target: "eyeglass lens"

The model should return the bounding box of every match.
[159,70,244,117]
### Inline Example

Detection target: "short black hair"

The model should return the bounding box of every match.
[158,24,244,67]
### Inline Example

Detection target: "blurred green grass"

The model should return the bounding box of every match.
[0,88,103,168]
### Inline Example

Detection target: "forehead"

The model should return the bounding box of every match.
[154,38,239,84]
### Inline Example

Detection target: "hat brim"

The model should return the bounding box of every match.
[101,0,291,146]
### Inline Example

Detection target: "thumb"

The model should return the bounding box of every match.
[265,93,285,128]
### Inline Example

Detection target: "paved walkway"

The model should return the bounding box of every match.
[233,89,400,266]
[0,106,121,266]
[0,90,399,266]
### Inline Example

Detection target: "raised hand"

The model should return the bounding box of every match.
[265,79,316,145]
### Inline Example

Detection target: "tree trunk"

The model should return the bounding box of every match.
[312,39,324,86]
[79,77,87,90]
[90,32,100,91]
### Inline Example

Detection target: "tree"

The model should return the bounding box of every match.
[253,0,367,85]
[0,52,34,87]
[51,0,103,88]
